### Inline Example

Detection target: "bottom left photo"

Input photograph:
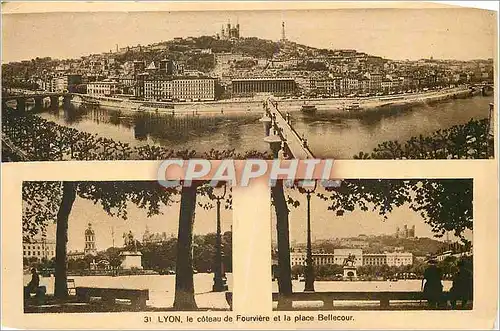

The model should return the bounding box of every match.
[22,180,233,313]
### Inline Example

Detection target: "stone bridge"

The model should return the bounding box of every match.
[1,92,81,112]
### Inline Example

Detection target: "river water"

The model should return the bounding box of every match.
[37,95,493,159]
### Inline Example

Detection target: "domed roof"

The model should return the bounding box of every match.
[85,223,95,235]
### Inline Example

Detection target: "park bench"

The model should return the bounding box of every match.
[76,287,149,310]
[271,291,452,309]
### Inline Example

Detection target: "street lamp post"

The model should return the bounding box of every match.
[212,185,228,292]
[301,180,318,292]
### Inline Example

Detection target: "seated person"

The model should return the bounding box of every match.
[450,260,473,309]
[24,268,40,299]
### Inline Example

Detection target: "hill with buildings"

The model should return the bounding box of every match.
[280,233,457,258]
[2,26,493,101]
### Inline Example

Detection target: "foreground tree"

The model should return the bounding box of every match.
[354,118,492,160]
[271,180,293,309]
[23,180,178,300]
[54,182,77,299]
[173,183,199,310]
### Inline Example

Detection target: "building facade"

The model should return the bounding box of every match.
[172,78,215,101]
[231,77,296,96]
[51,76,68,93]
[87,80,119,97]
[290,251,336,267]
[289,249,413,267]
[385,252,413,266]
[144,79,173,101]
[363,253,387,266]
[23,240,56,261]
[144,77,215,101]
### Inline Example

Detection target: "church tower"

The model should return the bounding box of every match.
[84,223,97,256]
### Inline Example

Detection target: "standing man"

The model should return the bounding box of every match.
[422,258,443,309]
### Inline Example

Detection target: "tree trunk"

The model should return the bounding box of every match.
[54,181,77,300]
[271,179,293,309]
[173,184,198,310]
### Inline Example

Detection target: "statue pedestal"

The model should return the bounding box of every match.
[343,265,357,280]
[120,251,143,270]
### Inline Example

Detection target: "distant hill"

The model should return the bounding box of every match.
[278,235,449,257]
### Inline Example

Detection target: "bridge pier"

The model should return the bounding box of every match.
[63,95,72,107]
[259,114,272,136]
[50,96,59,109]
[34,97,43,110]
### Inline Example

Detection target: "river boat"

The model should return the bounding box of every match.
[345,101,362,112]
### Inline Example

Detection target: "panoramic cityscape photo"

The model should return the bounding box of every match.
[270,179,473,311]
[1,7,496,161]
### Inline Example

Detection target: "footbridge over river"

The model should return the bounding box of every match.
[260,98,315,159]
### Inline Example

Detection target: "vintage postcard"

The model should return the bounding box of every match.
[1,1,498,330]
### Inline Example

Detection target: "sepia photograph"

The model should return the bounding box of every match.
[22,180,233,312]
[1,4,496,161]
[270,178,473,311]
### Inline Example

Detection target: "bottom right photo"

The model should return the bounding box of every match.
[270,178,473,311]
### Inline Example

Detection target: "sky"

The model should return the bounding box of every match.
[271,183,473,245]
[42,187,233,252]
[2,7,496,63]
[32,180,472,252]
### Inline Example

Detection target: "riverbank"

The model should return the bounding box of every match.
[75,87,477,116]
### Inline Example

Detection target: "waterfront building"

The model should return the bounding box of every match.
[381,79,392,93]
[87,80,120,97]
[23,239,56,261]
[231,77,296,97]
[385,252,413,266]
[84,223,97,256]
[144,77,216,101]
[366,72,382,92]
[171,77,216,101]
[144,79,173,101]
[309,78,338,95]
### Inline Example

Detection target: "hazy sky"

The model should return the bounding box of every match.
[35,180,472,252]
[2,7,496,63]
[42,188,233,252]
